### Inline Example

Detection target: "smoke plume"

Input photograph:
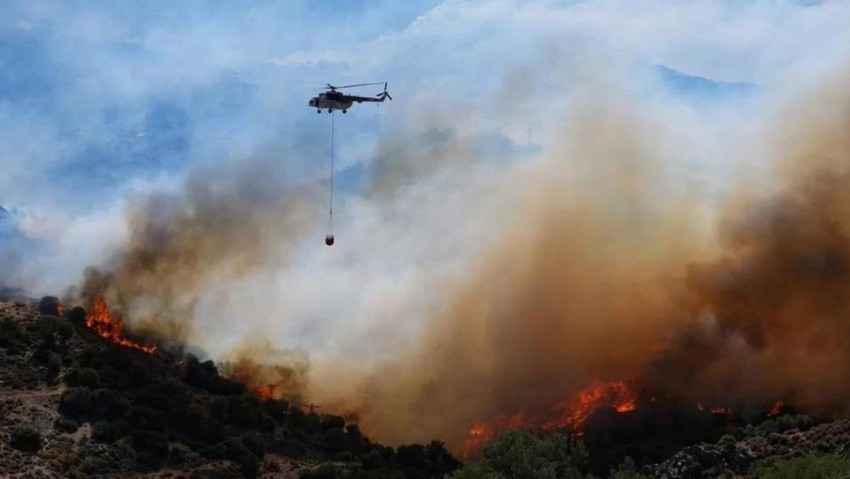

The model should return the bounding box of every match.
[70,55,850,452]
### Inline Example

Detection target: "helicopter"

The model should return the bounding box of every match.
[309,82,392,114]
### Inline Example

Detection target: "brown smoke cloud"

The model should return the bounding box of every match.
[648,65,850,415]
[74,156,316,348]
[340,61,850,448]
[342,84,708,447]
[71,54,850,452]
[223,340,311,404]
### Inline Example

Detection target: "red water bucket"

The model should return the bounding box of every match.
[325,235,335,246]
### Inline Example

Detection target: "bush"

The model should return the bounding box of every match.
[239,452,261,479]
[65,368,101,389]
[10,427,42,453]
[92,420,130,443]
[47,353,63,377]
[242,432,266,458]
[449,429,587,479]
[346,423,363,443]
[398,444,426,469]
[183,404,223,441]
[60,387,93,416]
[300,464,337,479]
[127,406,168,433]
[67,306,87,325]
[92,388,130,420]
[322,427,348,453]
[264,398,289,422]
[361,449,384,470]
[718,433,737,451]
[38,296,60,316]
[320,414,345,431]
[228,395,263,428]
[425,440,459,474]
[54,417,79,434]
[226,440,261,479]
[132,430,169,458]
[750,454,850,479]
[610,457,647,479]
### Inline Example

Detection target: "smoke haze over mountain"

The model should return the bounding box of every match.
[4,0,850,451]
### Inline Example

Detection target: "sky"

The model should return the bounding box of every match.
[3,1,850,444]
[1,0,849,316]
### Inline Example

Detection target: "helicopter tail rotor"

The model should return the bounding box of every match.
[378,82,393,101]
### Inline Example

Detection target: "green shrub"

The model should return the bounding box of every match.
[610,457,647,479]
[750,454,850,479]
[10,427,42,453]
[449,429,587,479]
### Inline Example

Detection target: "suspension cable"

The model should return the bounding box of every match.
[326,111,335,245]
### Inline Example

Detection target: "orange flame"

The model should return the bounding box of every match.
[86,297,156,354]
[697,402,732,415]
[249,385,275,400]
[458,378,638,456]
[543,379,637,431]
[459,423,492,457]
[768,402,784,417]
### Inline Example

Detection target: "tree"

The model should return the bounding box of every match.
[449,429,588,479]
[38,296,60,316]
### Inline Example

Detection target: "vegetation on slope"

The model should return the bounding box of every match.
[0,297,458,478]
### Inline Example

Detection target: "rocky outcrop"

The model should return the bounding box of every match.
[646,418,850,478]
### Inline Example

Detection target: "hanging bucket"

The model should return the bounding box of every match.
[325,234,335,246]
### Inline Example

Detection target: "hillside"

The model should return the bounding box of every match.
[4,294,850,479]
[0,297,458,479]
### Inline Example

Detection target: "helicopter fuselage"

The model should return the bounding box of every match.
[309,93,355,112]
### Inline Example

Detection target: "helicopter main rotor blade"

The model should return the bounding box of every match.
[331,82,387,90]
